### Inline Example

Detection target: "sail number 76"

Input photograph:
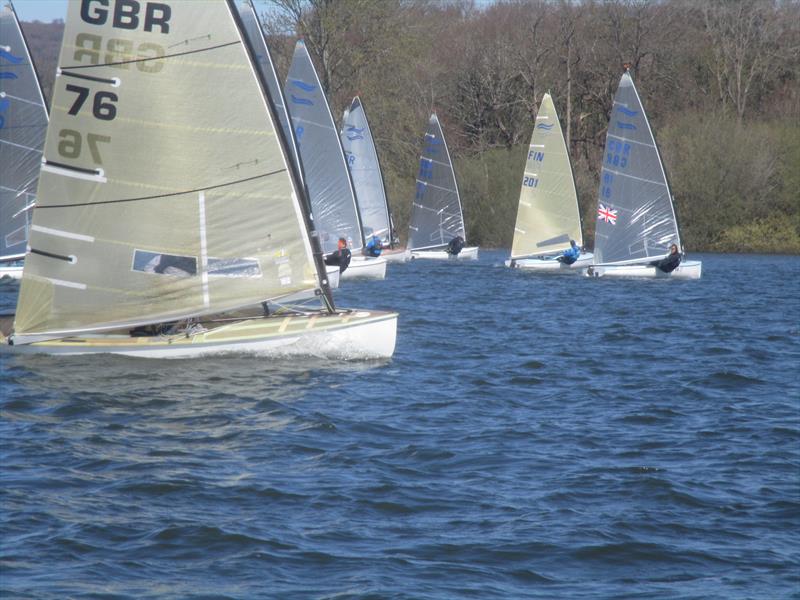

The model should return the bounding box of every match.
[66,84,118,121]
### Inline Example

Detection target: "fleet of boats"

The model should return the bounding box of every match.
[0,1,702,359]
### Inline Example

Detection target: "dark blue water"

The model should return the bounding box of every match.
[2,252,799,599]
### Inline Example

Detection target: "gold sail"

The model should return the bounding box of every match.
[15,0,318,339]
[510,93,583,259]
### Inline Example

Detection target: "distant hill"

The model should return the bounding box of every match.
[20,19,64,107]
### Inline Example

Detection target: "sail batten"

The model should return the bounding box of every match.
[408,113,465,251]
[510,93,582,260]
[14,0,319,338]
[593,72,680,265]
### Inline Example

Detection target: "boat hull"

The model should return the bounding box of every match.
[410,246,479,261]
[505,253,594,272]
[585,260,702,279]
[340,256,387,280]
[0,310,398,359]
[381,248,411,263]
[0,260,23,280]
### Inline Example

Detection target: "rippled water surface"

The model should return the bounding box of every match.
[1,252,799,599]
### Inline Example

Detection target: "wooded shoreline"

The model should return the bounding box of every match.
[21,0,800,254]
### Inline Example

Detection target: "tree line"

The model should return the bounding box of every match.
[21,0,800,253]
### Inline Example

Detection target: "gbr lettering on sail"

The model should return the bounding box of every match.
[55,0,172,169]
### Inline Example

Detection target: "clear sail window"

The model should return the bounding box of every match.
[207,257,262,278]
[133,250,197,276]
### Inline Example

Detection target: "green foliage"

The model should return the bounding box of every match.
[454,146,526,247]
[660,115,799,253]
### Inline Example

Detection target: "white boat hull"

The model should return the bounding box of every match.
[0,309,397,359]
[381,248,411,263]
[585,260,702,279]
[0,264,23,280]
[410,246,479,261]
[341,255,387,280]
[505,252,594,271]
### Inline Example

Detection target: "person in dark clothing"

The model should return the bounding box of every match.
[556,239,581,265]
[324,237,352,273]
[364,235,383,257]
[651,243,682,273]
[447,235,465,256]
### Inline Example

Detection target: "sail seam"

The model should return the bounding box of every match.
[59,41,241,71]
[36,170,287,209]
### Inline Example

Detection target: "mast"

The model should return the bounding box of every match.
[236,0,333,310]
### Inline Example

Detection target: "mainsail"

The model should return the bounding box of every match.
[284,40,363,254]
[510,93,582,259]
[14,0,321,341]
[0,0,48,263]
[236,0,300,184]
[340,96,392,245]
[408,113,465,251]
[594,71,680,265]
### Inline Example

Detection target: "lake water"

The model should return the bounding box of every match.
[1,251,799,599]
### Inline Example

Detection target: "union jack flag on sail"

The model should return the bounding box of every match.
[597,204,618,225]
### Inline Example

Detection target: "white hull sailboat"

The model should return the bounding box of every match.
[0,0,397,359]
[0,1,49,281]
[340,255,387,280]
[587,260,702,279]
[507,254,593,271]
[408,113,478,261]
[381,248,412,263]
[506,93,591,273]
[0,309,395,359]
[340,96,403,268]
[411,247,479,261]
[284,42,382,279]
[586,68,701,280]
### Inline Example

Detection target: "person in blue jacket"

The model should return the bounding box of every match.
[556,239,581,265]
[364,235,383,257]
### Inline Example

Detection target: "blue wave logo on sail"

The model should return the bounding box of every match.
[290,79,316,93]
[0,72,19,80]
[536,123,554,131]
[616,106,638,117]
[346,126,365,141]
[0,49,24,65]
[0,97,8,129]
[616,121,637,130]
[290,94,313,106]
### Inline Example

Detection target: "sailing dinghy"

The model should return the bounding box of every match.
[587,69,701,279]
[408,113,478,261]
[505,93,592,272]
[235,1,339,290]
[0,0,49,280]
[284,41,386,280]
[0,0,396,358]
[341,96,409,263]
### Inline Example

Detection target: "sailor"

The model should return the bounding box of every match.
[365,235,383,257]
[556,239,581,265]
[446,235,465,256]
[324,237,352,273]
[651,243,682,273]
